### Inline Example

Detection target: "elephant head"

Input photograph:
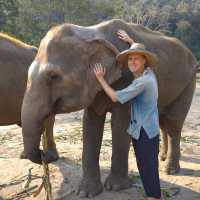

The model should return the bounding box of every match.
[21,25,122,164]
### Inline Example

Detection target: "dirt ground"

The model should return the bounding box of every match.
[0,83,199,200]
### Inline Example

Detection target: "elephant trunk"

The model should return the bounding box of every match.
[21,82,57,164]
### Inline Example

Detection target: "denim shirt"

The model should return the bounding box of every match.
[116,68,160,140]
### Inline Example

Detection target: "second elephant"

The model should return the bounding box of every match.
[0,33,58,160]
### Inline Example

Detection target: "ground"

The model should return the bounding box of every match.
[0,83,199,200]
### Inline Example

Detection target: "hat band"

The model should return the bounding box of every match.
[128,48,147,52]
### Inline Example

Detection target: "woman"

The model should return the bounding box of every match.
[93,30,164,200]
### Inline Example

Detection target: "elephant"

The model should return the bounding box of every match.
[21,19,198,197]
[0,33,58,159]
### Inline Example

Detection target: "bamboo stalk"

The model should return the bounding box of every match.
[42,132,53,200]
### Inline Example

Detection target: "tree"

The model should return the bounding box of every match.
[0,0,199,61]
[0,0,18,35]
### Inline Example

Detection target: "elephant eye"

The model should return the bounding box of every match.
[48,72,62,82]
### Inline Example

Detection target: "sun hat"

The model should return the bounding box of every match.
[116,43,158,68]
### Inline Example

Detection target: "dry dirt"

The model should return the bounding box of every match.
[0,83,199,200]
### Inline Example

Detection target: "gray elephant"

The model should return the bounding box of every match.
[0,33,58,159]
[21,19,198,197]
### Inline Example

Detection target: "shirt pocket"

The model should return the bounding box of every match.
[130,119,138,131]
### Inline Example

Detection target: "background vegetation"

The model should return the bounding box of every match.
[0,0,200,62]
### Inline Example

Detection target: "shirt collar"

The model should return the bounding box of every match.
[133,67,151,81]
[143,67,151,75]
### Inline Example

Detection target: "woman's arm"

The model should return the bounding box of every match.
[93,63,146,104]
[93,63,118,102]
[93,31,139,103]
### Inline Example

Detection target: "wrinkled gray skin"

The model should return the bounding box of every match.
[21,19,198,197]
[0,33,58,160]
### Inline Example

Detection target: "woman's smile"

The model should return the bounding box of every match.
[128,53,146,74]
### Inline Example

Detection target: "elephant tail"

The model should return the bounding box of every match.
[30,46,38,54]
[196,63,200,73]
[189,63,199,81]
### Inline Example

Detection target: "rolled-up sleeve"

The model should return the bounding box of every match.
[116,78,146,104]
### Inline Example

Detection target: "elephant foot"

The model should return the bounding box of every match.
[42,148,59,164]
[159,152,167,161]
[20,150,28,159]
[164,160,180,175]
[77,177,103,198]
[27,148,59,164]
[104,174,133,191]
[27,149,42,164]
[20,147,59,162]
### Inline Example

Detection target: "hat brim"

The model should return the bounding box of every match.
[116,49,158,68]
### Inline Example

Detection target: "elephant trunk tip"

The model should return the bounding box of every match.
[26,149,59,165]
[26,149,42,164]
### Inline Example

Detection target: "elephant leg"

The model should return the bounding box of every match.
[78,107,106,198]
[161,78,196,175]
[104,103,132,191]
[159,117,168,161]
[20,115,59,161]
[159,116,181,174]
[167,126,181,175]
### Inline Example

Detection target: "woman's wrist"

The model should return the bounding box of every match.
[128,38,134,46]
[97,77,106,85]
[117,30,135,46]
[97,77,118,102]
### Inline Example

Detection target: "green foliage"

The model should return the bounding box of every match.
[113,0,200,61]
[0,0,18,35]
[1,0,114,46]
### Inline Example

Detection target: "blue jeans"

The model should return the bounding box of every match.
[132,127,161,198]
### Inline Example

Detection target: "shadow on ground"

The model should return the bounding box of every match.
[51,156,200,200]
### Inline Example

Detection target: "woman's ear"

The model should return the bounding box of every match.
[86,38,122,85]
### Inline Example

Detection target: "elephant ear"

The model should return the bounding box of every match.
[86,38,122,91]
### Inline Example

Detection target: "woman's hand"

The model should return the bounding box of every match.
[93,63,118,102]
[117,30,134,45]
[93,63,106,81]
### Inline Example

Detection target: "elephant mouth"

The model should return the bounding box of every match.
[52,97,84,114]
[52,97,64,114]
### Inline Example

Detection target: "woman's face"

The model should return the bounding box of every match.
[127,53,146,74]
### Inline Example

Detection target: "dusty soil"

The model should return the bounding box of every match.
[0,83,199,200]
